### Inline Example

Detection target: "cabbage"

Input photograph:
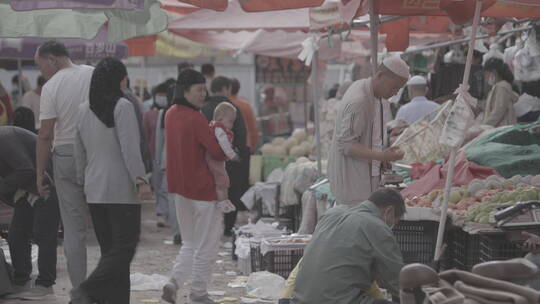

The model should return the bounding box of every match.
[486,180,502,190]
[272,137,286,145]
[261,143,274,155]
[292,129,307,141]
[449,191,462,204]
[531,175,540,186]
[289,146,304,157]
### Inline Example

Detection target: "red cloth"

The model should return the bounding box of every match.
[410,161,438,180]
[401,152,500,199]
[165,104,227,201]
[209,120,234,142]
[143,109,159,160]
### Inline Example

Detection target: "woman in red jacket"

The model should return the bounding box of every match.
[162,69,228,304]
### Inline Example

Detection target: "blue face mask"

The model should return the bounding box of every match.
[155,95,168,108]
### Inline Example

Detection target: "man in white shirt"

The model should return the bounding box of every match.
[34,41,94,300]
[21,76,46,131]
[395,75,440,124]
[327,56,408,206]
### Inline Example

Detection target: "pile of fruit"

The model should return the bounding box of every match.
[260,129,314,157]
[405,174,540,223]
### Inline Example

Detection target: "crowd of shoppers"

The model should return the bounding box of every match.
[0,40,259,304]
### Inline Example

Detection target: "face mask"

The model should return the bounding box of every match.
[486,74,497,86]
[384,208,396,229]
[155,95,168,108]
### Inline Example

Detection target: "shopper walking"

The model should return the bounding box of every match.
[71,57,151,304]
[162,69,227,304]
[34,41,93,294]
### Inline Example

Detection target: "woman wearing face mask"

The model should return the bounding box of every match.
[482,57,519,127]
[143,79,176,228]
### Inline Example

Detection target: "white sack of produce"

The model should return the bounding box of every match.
[280,159,319,207]
[246,271,285,300]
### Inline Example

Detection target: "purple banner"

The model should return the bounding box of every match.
[9,0,144,11]
[0,28,128,60]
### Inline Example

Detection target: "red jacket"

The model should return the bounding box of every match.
[165,104,227,201]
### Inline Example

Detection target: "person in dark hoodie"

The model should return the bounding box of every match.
[0,126,60,301]
[201,76,250,237]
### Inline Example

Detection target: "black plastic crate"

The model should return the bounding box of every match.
[451,229,481,270]
[480,233,525,263]
[250,241,264,273]
[262,249,304,278]
[250,240,304,278]
[392,220,453,267]
[393,221,437,264]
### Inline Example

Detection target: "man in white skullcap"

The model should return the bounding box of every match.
[327,56,408,205]
[395,75,440,124]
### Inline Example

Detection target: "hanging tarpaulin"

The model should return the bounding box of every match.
[0,0,168,42]
[155,31,227,58]
[175,0,324,12]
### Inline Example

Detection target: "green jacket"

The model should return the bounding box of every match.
[292,201,403,304]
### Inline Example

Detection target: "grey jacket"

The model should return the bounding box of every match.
[74,99,145,204]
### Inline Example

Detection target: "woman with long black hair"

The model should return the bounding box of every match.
[483,57,519,127]
[72,57,152,304]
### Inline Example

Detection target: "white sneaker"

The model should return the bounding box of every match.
[3,282,31,299]
[18,285,54,300]
[162,280,178,304]
[190,294,217,304]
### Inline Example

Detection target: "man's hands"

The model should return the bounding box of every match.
[137,183,152,201]
[36,173,50,198]
[521,232,540,253]
[378,146,405,162]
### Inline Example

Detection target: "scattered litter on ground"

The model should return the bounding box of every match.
[217,297,240,303]
[218,252,229,257]
[241,297,259,303]
[209,291,226,296]
[227,276,248,288]
[130,273,169,291]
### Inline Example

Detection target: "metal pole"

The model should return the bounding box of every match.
[434,0,483,262]
[312,49,322,175]
[403,26,532,55]
[17,59,22,108]
[368,0,379,74]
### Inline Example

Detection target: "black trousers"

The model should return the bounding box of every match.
[8,192,60,287]
[81,204,140,304]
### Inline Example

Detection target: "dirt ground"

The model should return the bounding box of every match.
[1,203,251,304]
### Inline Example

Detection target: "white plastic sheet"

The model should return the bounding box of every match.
[130,273,169,291]
[246,271,285,300]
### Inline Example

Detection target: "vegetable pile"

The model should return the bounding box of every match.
[260,129,314,157]
[405,174,540,223]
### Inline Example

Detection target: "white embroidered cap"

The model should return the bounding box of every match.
[382,55,410,79]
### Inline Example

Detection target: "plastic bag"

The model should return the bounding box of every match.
[246,271,286,300]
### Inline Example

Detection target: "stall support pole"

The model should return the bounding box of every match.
[434,0,483,263]
[368,0,379,74]
[17,59,22,106]
[312,49,322,175]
